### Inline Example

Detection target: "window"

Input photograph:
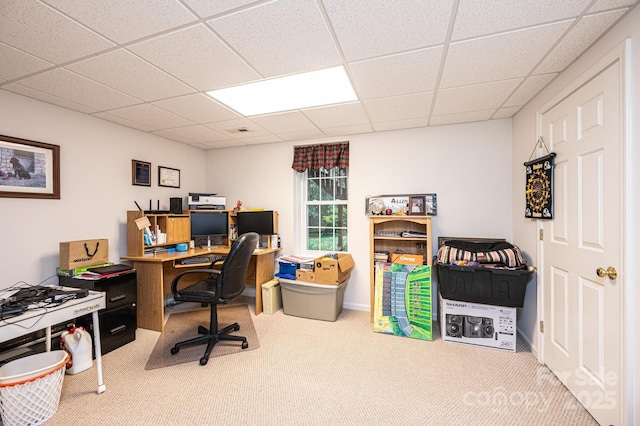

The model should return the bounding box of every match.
[303,167,348,252]
[292,142,349,253]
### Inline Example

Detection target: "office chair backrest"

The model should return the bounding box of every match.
[218,232,259,302]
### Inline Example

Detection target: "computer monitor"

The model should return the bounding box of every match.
[236,211,275,236]
[190,211,228,247]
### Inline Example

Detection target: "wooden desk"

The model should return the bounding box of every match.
[0,290,107,394]
[122,246,279,333]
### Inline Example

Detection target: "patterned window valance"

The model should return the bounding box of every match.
[291,142,349,173]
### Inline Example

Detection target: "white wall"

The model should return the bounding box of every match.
[511,6,639,424]
[205,119,515,311]
[0,90,207,288]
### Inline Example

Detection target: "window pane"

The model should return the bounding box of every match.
[307,227,319,250]
[320,178,334,201]
[307,178,319,201]
[335,177,347,200]
[308,205,319,227]
[336,228,348,251]
[320,228,334,251]
[320,205,334,227]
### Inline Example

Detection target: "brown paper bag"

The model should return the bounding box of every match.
[59,239,109,270]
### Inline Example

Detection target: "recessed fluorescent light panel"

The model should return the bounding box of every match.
[207,66,357,116]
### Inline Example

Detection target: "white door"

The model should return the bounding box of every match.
[541,60,623,425]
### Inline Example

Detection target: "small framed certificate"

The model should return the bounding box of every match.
[132,160,151,186]
[158,166,180,188]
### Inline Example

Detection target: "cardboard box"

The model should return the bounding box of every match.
[439,295,517,352]
[296,270,316,282]
[261,279,282,314]
[390,253,424,265]
[60,239,109,270]
[314,253,355,285]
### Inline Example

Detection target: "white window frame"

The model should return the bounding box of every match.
[293,167,348,255]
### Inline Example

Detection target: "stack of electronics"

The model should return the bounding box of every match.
[0,285,89,320]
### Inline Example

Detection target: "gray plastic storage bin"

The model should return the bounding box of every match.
[279,278,347,321]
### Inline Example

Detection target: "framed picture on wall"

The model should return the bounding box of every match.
[158,166,180,188]
[0,134,60,199]
[132,160,151,186]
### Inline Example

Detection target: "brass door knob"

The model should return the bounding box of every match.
[596,266,617,280]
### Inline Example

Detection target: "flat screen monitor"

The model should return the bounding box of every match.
[190,211,228,246]
[236,211,274,236]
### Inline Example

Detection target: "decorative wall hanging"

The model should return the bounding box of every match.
[524,137,556,219]
[132,160,151,186]
[0,134,60,199]
[158,166,180,188]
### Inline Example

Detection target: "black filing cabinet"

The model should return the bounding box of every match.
[59,270,137,355]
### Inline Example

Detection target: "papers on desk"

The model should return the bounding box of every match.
[278,255,314,268]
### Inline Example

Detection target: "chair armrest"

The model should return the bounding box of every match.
[170,268,221,296]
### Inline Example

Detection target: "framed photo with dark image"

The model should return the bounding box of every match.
[0,134,60,199]
[409,196,426,215]
[132,160,151,186]
[158,166,180,188]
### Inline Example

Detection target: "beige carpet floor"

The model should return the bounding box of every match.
[41,301,597,426]
[145,304,259,370]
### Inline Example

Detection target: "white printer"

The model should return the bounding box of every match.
[188,193,226,210]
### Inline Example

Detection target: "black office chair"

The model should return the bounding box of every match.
[169,232,259,365]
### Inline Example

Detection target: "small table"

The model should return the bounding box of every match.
[0,290,107,394]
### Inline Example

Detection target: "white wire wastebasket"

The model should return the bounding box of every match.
[0,351,70,426]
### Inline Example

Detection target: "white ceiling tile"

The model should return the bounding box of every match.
[535,9,627,74]
[589,0,638,13]
[150,129,196,144]
[249,111,318,134]
[205,118,271,139]
[105,104,195,130]
[492,106,522,119]
[349,46,443,100]
[441,21,572,88]
[364,92,433,123]
[433,79,521,116]
[16,69,140,110]
[279,129,327,141]
[372,117,429,132]
[182,0,262,18]
[322,0,453,61]
[0,43,53,81]
[0,0,114,64]
[153,125,229,143]
[93,111,157,132]
[128,24,260,91]
[237,135,283,145]
[209,0,341,77]
[322,123,373,136]
[42,0,197,44]
[302,102,369,128]
[67,50,195,102]
[202,139,246,149]
[3,83,98,113]
[430,110,495,126]
[152,94,241,123]
[503,73,557,107]
[452,0,589,41]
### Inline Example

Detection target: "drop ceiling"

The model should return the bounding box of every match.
[1,0,637,149]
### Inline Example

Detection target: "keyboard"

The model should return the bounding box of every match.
[179,256,224,265]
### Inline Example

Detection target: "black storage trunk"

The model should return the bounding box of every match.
[436,263,530,307]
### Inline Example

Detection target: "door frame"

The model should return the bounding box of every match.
[535,41,630,422]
